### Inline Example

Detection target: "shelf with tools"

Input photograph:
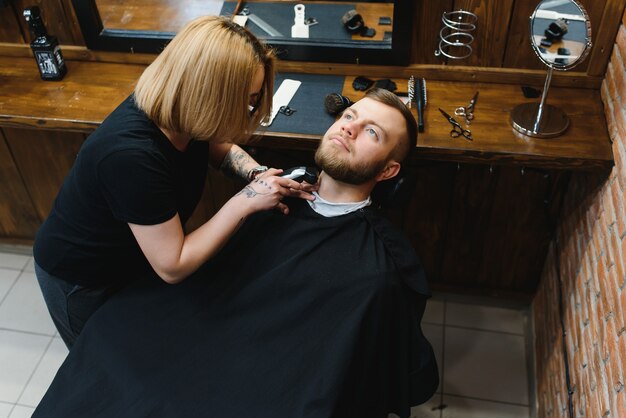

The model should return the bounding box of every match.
[263,75,613,171]
[0,57,613,172]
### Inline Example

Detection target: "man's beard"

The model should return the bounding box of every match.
[314,139,387,185]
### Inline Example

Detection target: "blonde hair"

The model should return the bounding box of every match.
[134,16,275,143]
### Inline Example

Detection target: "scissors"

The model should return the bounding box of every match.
[439,108,473,141]
[455,91,479,125]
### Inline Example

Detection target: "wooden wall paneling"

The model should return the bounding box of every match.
[58,0,85,46]
[14,0,81,45]
[569,0,610,74]
[402,161,458,288]
[502,0,546,70]
[476,166,555,294]
[0,3,24,43]
[0,128,41,239]
[4,127,85,223]
[410,0,454,65]
[450,0,515,68]
[439,163,499,290]
[586,0,626,76]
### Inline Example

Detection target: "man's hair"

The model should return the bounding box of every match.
[364,88,416,163]
[134,16,275,143]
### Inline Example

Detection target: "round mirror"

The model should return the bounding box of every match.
[511,0,592,138]
[530,0,592,70]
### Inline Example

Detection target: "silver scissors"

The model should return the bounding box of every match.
[455,91,479,125]
[439,108,473,141]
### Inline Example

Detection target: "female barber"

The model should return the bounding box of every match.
[33,16,312,348]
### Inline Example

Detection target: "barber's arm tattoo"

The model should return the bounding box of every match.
[235,180,272,198]
[220,147,254,181]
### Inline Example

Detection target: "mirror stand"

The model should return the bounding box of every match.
[511,0,591,139]
[511,66,569,138]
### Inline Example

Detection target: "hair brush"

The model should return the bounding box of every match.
[324,93,354,116]
[416,78,427,133]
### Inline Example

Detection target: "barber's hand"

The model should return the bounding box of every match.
[240,168,314,215]
[299,180,319,194]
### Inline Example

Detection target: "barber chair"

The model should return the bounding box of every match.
[371,166,417,210]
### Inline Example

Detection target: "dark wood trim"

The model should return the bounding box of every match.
[586,0,626,76]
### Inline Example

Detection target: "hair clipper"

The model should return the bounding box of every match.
[280,166,319,183]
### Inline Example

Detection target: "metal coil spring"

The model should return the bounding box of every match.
[434,10,478,60]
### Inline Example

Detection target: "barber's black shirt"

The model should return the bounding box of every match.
[33,96,208,286]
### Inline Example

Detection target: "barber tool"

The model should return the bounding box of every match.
[435,10,478,60]
[455,91,478,125]
[352,76,373,91]
[361,27,376,37]
[232,14,248,27]
[416,78,427,133]
[544,18,569,42]
[291,4,309,38]
[374,79,397,92]
[278,105,296,116]
[521,86,541,98]
[341,9,364,34]
[407,76,415,109]
[280,166,319,183]
[262,79,301,127]
[439,108,472,141]
[324,93,354,116]
[238,7,283,37]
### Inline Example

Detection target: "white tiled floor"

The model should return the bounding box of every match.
[411,299,533,418]
[0,246,533,418]
[0,246,66,418]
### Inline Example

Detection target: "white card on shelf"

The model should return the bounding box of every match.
[261,79,301,127]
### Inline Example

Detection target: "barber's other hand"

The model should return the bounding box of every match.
[239,168,314,215]
[299,180,319,194]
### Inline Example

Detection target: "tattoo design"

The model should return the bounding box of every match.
[221,148,252,180]
[255,179,272,189]
[237,185,271,198]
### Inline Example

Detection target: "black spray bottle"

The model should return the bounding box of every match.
[23,6,67,81]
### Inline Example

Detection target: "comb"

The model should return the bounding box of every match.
[416,78,427,133]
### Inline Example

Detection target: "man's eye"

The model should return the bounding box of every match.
[367,128,379,139]
[343,113,353,120]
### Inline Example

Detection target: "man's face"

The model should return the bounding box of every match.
[315,97,406,185]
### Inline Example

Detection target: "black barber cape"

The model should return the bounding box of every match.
[34,198,438,418]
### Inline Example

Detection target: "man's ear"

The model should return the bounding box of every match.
[375,161,401,182]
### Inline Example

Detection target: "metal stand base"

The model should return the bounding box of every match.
[511,102,569,138]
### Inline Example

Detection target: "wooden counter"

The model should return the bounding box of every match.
[0,57,613,171]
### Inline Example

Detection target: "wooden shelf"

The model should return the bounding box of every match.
[0,57,613,170]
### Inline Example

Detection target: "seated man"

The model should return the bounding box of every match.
[34,88,438,418]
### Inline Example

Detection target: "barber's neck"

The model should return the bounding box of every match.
[317,172,375,203]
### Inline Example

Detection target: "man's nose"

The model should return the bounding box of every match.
[340,121,358,139]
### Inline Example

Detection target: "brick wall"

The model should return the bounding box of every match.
[532,12,626,418]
